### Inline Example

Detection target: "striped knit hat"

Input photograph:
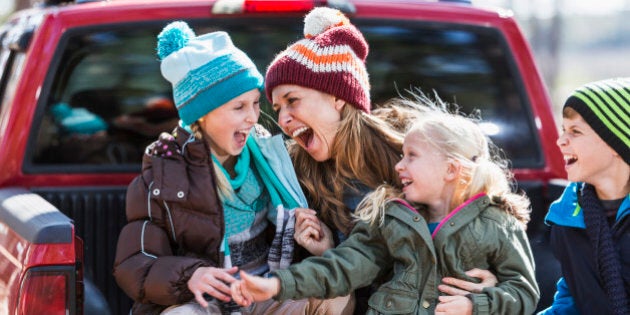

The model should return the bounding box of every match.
[157,21,263,125]
[265,7,371,113]
[564,77,630,165]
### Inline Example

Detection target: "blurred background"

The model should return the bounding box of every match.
[474,0,630,124]
[1,0,629,123]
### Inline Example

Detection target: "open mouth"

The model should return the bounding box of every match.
[401,178,413,187]
[292,126,314,149]
[235,129,249,146]
[564,155,577,166]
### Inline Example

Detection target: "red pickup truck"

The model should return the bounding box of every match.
[0,0,566,314]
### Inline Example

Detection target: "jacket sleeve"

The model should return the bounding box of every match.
[537,278,580,315]
[273,219,391,300]
[469,220,540,315]
[113,170,209,306]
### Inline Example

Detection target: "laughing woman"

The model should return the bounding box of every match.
[264,7,498,313]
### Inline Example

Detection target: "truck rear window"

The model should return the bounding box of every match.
[28,18,541,173]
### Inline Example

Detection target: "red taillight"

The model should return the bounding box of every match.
[212,0,318,14]
[18,270,69,315]
[244,0,316,12]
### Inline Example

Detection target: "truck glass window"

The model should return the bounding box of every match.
[29,19,540,172]
[360,21,541,169]
[31,27,175,169]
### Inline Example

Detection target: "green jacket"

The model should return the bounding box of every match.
[273,194,539,314]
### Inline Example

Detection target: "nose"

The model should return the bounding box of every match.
[246,105,259,124]
[556,133,567,147]
[277,107,292,128]
[395,159,404,172]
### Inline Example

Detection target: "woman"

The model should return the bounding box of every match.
[264,7,498,313]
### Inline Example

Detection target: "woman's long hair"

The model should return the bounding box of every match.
[289,102,417,235]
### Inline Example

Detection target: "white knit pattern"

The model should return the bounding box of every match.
[282,38,370,96]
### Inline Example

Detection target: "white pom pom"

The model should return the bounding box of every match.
[303,7,350,38]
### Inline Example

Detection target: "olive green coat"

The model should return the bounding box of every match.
[273,195,539,314]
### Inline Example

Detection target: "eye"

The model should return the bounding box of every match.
[287,97,298,105]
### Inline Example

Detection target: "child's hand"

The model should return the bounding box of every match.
[294,208,334,256]
[230,271,281,306]
[436,295,472,315]
[438,268,497,295]
[187,266,238,308]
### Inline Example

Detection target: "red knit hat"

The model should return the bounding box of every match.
[265,7,371,113]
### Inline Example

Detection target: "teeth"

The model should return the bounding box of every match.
[292,127,309,138]
[401,178,412,186]
[563,155,577,163]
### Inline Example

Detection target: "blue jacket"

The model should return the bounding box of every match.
[539,182,630,314]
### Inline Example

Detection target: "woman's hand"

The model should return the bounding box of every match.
[294,208,334,256]
[435,295,472,315]
[438,268,498,296]
[187,266,238,307]
[231,271,280,307]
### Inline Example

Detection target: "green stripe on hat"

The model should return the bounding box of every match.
[565,77,630,166]
[575,82,630,147]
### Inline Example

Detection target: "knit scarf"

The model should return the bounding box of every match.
[213,136,298,271]
[581,184,629,315]
[211,145,250,190]
[246,136,297,271]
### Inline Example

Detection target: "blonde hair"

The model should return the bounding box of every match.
[356,94,531,228]
[290,103,413,235]
[190,122,233,201]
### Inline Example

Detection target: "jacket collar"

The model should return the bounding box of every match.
[546,182,630,228]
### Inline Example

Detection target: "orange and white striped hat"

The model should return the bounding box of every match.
[265,7,371,113]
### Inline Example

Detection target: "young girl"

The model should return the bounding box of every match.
[230,96,540,314]
[113,21,353,315]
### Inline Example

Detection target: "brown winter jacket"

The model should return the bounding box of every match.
[113,127,224,314]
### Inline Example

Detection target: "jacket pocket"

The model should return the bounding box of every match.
[368,287,418,315]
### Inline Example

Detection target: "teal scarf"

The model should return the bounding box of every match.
[212,145,250,190]
[212,136,299,209]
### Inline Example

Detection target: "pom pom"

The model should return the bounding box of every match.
[303,7,350,38]
[157,21,196,60]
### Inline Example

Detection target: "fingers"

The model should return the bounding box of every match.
[435,295,473,315]
[295,209,321,232]
[440,276,477,293]
[295,208,317,218]
[465,268,498,286]
[295,225,321,245]
[438,283,471,296]
[231,281,252,307]
[194,290,209,308]
[188,267,238,303]
[438,295,458,303]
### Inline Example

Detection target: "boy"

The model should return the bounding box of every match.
[540,77,629,315]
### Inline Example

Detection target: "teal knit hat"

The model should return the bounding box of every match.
[564,77,630,165]
[157,21,263,125]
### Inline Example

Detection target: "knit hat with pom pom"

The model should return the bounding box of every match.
[157,21,263,125]
[265,7,371,113]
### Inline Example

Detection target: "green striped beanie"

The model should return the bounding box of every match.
[564,77,630,165]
